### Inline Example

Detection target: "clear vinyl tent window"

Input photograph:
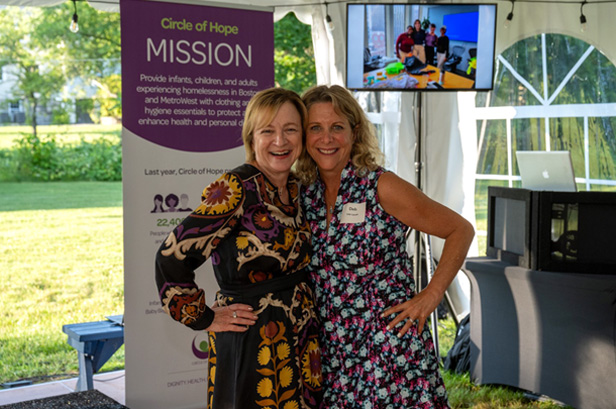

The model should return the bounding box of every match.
[474,33,616,252]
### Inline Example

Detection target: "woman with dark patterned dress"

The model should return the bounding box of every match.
[155,88,323,409]
[296,85,474,409]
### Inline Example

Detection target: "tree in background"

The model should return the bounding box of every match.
[37,3,121,79]
[274,12,317,94]
[0,3,122,130]
[0,7,66,137]
[37,2,121,122]
[95,73,122,123]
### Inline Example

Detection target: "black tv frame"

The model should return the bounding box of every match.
[346,3,498,92]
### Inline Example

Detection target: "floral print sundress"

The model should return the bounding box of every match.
[302,161,449,409]
[156,164,323,409]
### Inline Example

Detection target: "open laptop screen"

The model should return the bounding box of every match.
[516,151,577,192]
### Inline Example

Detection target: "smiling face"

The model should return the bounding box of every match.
[252,101,302,183]
[306,102,354,177]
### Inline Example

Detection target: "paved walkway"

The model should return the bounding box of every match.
[0,370,125,406]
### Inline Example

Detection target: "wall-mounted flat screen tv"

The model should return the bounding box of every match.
[346,3,497,91]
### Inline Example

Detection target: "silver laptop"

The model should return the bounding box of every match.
[516,151,577,192]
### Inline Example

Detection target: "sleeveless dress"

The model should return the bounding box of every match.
[156,164,323,409]
[302,161,449,409]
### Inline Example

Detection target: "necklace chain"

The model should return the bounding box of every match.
[327,198,335,214]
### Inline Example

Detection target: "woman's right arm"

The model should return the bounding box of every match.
[155,172,257,332]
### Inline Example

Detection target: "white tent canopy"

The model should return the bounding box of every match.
[7,0,616,64]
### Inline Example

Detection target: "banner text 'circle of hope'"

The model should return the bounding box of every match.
[121,0,274,152]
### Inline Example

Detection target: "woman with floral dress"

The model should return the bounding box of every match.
[296,85,474,409]
[155,88,323,409]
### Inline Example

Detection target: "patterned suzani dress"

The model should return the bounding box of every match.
[155,164,323,409]
[302,161,449,409]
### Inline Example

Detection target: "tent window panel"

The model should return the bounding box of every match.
[549,116,585,158]
[588,116,616,186]
[474,33,616,189]
[498,35,544,102]
[552,46,616,105]
[487,63,542,107]
[543,34,593,99]
[512,118,546,169]
[592,185,616,192]
[476,119,508,175]
[475,91,489,108]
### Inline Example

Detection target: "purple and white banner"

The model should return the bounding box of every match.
[120,1,274,407]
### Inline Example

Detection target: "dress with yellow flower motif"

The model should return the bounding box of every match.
[155,164,323,409]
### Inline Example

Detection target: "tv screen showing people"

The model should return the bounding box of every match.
[346,3,497,91]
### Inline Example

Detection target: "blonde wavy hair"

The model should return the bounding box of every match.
[242,87,307,162]
[296,85,383,185]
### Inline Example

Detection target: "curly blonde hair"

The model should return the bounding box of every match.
[296,85,383,185]
[242,87,307,162]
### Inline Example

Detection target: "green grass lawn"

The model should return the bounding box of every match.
[0,181,124,383]
[0,180,570,408]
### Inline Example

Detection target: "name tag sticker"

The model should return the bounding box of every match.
[340,202,366,224]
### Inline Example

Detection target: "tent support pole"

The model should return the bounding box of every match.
[411,93,441,360]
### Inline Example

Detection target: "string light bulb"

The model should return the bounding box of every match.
[504,0,515,29]
[325,2,334,31]
[580,1,587,32]
[70,0,79,33]
[326,14,335,31]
